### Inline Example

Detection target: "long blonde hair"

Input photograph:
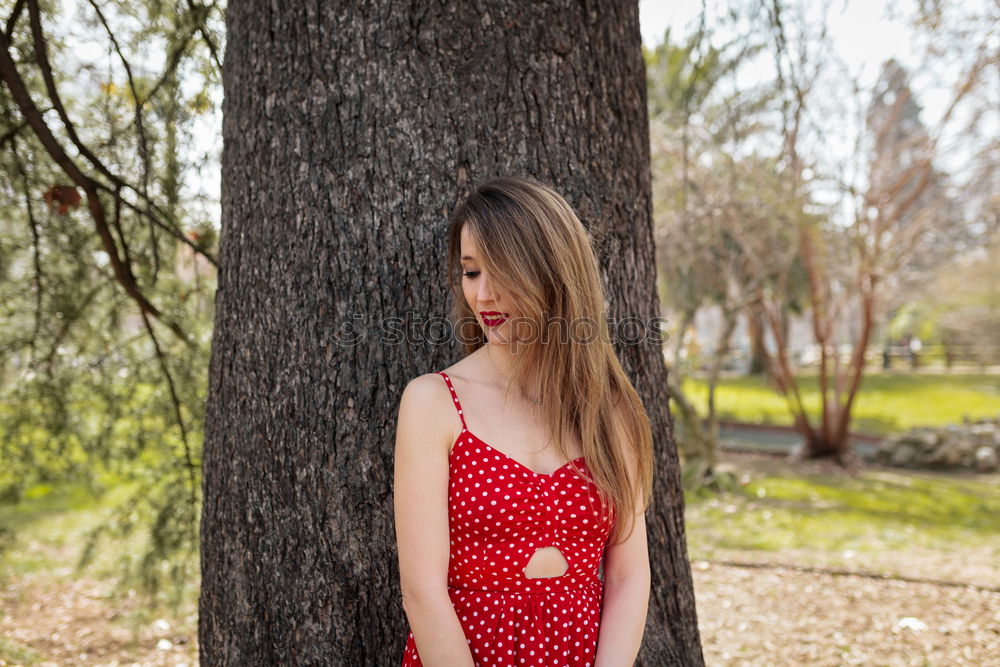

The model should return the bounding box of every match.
[446,176,654,544]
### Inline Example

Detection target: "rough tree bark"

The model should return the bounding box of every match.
[200,1,703,664]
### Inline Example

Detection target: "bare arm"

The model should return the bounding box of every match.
[394,374,475,667]
[594,509,651,666]
[594,434,651,666]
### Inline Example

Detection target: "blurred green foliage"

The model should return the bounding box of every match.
[1,0,222,603]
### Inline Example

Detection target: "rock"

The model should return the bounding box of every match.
[970,423,1000,449]
[952,435,978,456]
[974,446,999,473]
[896,617,928,632]
[885,416,1000,472]
[891,443,918,467]
[932,442,963,467]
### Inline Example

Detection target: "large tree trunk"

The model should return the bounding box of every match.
[200,2,702,664]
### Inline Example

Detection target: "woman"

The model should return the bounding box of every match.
[394,176,654,666]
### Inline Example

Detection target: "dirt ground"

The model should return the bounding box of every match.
[693,559,999,666]
[1,452,997,665]
[0,575,197,666]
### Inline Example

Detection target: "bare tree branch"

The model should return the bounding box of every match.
[3,0,25,41]
[186,0,223,72]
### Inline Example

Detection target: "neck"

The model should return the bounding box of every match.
[485,343,541,402]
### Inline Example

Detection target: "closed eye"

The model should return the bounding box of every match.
[462,271,480,279]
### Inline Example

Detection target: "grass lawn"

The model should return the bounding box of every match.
[684,455,1000,565]
[682,372,1000,436]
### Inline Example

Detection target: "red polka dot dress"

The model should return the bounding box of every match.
[401,371,616,666]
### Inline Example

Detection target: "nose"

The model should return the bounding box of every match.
[477,271,497,305]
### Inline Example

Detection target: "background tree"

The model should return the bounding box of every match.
[200,2,702,664]
[866,58,958,310]
[884,0,1000,365]
[905,0,999,243]
[738,0,995,462]
[645,25,816,483]
[647,28,730,484]
[650,0,994,464]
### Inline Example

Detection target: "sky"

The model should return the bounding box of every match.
[638,0,972,137]
[639,0,921,84]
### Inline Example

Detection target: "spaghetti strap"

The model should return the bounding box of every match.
[436,371,467,430]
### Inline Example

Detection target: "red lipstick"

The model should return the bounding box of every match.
[480,311,508,327]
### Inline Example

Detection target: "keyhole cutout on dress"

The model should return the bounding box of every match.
[523,546,569,579]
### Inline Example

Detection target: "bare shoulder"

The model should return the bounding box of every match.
[397,372,451,426]
[395,372,456,459]
[400,371,448,404]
